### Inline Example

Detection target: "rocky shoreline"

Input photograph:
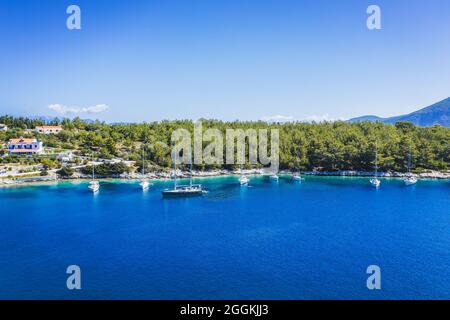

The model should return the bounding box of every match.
[298,170,450,179]
[1,169,449,186]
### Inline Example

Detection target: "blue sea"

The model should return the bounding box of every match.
[0,176,449,300]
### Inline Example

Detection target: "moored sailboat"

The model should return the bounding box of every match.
[404,146,417,186]
[239,164,249,185]
[370,143,381,188]
[139,145,151,190]
[88,165,100,193]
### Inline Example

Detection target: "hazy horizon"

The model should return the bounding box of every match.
[1,95,448,124]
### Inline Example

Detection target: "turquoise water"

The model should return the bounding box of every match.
[0,176,449,299]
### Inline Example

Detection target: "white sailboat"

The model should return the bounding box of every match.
[404,176,417,186]
[370,143,381,188]
[162,152,203,197]
[88,164,100,193]
[139,146,150,190]
[239,164,249,185]
[404,146,417,186]
[293,173,302,182]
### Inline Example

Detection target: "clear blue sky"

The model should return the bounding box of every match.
[1,0,449,122]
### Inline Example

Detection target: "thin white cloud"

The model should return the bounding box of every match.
[301,114,344,123]
[260,115,294,123]
[48,104,109,115]
[261,114,344,123]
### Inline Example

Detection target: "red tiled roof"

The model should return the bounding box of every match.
[9,138,37,144]
[36,126,62,129]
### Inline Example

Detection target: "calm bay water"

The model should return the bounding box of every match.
[0,176,449,299]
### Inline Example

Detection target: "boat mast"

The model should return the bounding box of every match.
[407,145,412,174]
[173,148,177,189]
[189,152,193,187]
[374,142,378,178]
[142,145,145,176]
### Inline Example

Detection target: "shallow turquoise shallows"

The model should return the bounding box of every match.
[0,176,449,299]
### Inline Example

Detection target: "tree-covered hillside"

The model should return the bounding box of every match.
[0,116,449,172]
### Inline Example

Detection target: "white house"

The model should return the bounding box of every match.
[7,138,43,155]
[0,124,7,132]
[57,152,74,162]
[35,125,62,134]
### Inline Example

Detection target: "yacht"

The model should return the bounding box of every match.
[88,165,100,193]
[140,179,150,190]
[162,153,204,197]
[293,173,302,182]
[403,147,417,186]
[370,143,381,188]
[404,176,417,186]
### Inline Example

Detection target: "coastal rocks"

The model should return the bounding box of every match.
[119,172,158,179]
[301,170,449,179]
[0,179,20,185]
[11,176,57,184]
[418,171,450,179]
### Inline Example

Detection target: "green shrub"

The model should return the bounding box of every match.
[56,166,74,177]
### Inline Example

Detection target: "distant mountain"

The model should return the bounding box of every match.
[28,115,61,122]
[348,97,450,127]
[347,115,384,122]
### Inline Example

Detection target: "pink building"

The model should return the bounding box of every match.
[7,138,43,155]
[35,125,62,134]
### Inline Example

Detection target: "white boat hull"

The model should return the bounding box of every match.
[239,176,249,185]
[370,178,381,188]
[89,183,100,193]
[404,177,417,186]
[162,184,203,197]
[140,180,150,190]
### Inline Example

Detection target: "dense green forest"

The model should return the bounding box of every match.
[0,115,449,172]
